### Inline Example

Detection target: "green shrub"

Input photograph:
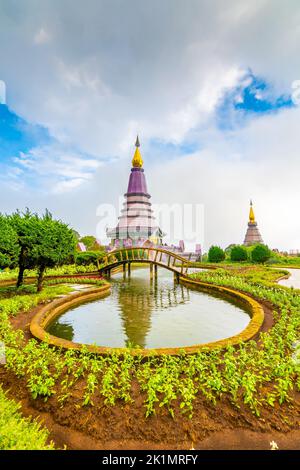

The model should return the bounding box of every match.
[0,215,20,269]
[251,244,271,264]
[46,264,98,275]
[230,245,248,262]
[75,251,105,266]
[267,256,300,267]
[267,257,283,265]
[0,386,54,450]
[208,246,225,263]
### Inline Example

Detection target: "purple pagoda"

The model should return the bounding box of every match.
[106,136,164,248]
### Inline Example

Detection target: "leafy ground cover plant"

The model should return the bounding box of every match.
[0,386,54,450]
[0,267,299,426]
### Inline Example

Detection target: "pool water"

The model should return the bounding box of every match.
[278,268,300,289]
[47,267,250,349]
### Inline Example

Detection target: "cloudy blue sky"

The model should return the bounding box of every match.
[1,0,300,250]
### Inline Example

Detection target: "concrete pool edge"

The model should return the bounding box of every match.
[30,284,112,349]
[29,276,265,356]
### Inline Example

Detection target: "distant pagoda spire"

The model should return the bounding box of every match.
[249,199,255,223]
[243,200,263,246]
[132,134,143,168]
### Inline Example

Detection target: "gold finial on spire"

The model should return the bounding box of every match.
[249,199,256,223]
[132,135,143,168]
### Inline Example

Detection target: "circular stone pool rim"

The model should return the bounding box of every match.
[30,278,265,356]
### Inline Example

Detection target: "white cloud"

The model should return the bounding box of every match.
[1,0,300,249]
[10,144,102,192]
[52,177,88,194]
[0,80,6,104]
[34,27,51,45]
[162,66,245,143]
[148,105,300,251]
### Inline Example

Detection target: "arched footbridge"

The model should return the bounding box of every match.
[97,247,195,280]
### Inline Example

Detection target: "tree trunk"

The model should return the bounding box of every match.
[16,265,25,288]
[37,265,45,292]
[16,246,25,288]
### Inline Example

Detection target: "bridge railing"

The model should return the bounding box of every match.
[97,247,192,275]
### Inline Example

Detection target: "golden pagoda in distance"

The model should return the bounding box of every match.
[243,200,263,246]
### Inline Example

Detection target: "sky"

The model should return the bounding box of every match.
[0,0,300,251]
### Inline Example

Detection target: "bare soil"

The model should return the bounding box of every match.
[1,298,300,450]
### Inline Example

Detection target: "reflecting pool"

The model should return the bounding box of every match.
[48,267,250,349]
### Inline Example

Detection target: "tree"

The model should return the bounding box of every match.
[9,209,76,290]
[31,211,76,291]
[72,229,81,241]
[0,214,20,269]
[251,244,271,264]
[230,245,248,262]
[208,245,225,263]
[9,210,40,287]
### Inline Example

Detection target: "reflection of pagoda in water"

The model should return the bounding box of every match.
[243,200,264,246]
[49,321,74,341]
[115,273,190,348]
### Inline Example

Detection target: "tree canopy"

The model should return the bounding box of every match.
[0,210,76,290]
[208,245,226,263]
[31,211,76,291]
[230,245,248,262]
[0,214,20,269]
[251,244,271,264]
[9,210,40,286]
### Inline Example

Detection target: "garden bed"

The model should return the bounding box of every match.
[0,269,300,450]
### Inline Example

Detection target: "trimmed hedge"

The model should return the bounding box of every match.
[230,245,248,262]
[251,244,271,264]
[75,251,105,266]
[208,246,225,263]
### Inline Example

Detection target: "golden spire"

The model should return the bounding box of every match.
[132,135,143,168]
[249,199,256,224]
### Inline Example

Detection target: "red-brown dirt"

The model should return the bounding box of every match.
[1,297,300,450]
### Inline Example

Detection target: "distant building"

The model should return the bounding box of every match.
[289,249,300,256]
[77,242,87,252]
[243,200,264,246]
